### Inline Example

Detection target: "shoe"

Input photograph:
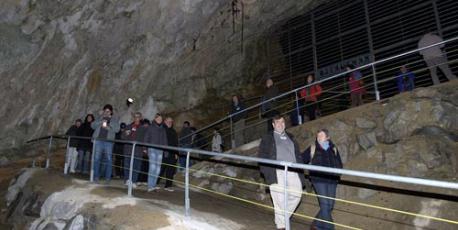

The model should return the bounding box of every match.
[104,180,111,185]
[164,187,174,192]
[125,180,130,186]
[147,187,160,192]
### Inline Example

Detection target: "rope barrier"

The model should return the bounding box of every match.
[105,154,458,225]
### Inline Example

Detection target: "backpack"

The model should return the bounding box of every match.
[309,143,338,163]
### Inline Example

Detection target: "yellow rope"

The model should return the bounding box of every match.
[110,154,458,225]
[129,168,361,230]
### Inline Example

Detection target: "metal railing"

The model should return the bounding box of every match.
[181,36,458,150]
[27,134,458,230]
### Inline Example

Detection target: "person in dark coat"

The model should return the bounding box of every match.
[122,112,146,188]
[144,113,168,191]
[303,129,343,230]
[396,65,415,93]
[261,78,280,131]
[178,121,193,171]
[76,114,94,174]
[258,114,306,229]
[65,119,82,174]
[112,123,126,178]
[158,116,179,191]
[231,95,247,147]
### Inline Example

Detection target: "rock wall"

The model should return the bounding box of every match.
[0,0,321,152]
[177,81,458,230]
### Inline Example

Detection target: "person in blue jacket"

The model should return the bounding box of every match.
[396,65,415,93]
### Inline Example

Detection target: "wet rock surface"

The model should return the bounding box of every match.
[0,0,319,152]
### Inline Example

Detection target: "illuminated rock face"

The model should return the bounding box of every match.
[0,0,317,152]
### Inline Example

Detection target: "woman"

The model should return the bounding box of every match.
[76,114,95,174]
[303,129,343,230]
[300,74,322,121]
[347,65,365,107]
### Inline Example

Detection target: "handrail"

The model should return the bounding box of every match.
[180,35,458,141]
[27,134,458,190]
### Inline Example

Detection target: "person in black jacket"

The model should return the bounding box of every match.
[261,78,280,132]
[144,113,168,192]
[65,119,82,174]
[122,112,146,188]
[231,95,247,147]
[159,116,179,191]
[303,129,343,230]
[258,114,306,230]
[76,114,94,174]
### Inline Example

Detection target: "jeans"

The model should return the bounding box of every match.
[77,150,91,174]
[311,180,338,230]
[123,147,141,183]
[93,141,113,182]
[148,148,163,189]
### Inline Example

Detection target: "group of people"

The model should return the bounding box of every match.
[65,104,205,192]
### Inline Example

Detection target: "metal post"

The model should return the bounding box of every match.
[230,116,235,149]
[128,143,136,197]
[46,136,53,169]
[185,151,191,217]
[90,139,96,182]
[284,165,290,230]
[372,64,380,101]
[64,136,71,174]
[295,90,302,125]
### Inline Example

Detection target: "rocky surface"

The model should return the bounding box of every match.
[0,0,321,153]
[176,81,458,230]
[4,168,249,230]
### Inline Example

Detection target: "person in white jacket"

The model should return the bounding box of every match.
[211,129,223,153]
[418,32,456,85]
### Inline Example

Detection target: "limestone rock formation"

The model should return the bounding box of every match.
[0,0,320,153]
[5,168,245,230]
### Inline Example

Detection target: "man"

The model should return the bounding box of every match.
[112,123,126,178]
[122,112,146,188]
[91,104,120,183]
[231,95,247,148]
[160,117,179,191]
[346,65,365,107]
[178,121,193,171]
[144,113,168,192]
[418,32,456,85]
[396,65,415,93]
[65,119,82,174]
[303,129,343,230]
[211,129,223,153]
[258,115,306,230]
[261,78,280,131]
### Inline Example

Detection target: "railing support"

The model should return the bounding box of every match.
[128,143,136,197]
[46,136,53,169]
[185,151,191,217]
[372,64,380,101]
[230,116,235,149]
[284,165,290,230]
[64,136,71,174]
[90,139,96,182]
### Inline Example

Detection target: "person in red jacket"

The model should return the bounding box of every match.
[346,65,366,107]
[300,74,322,121]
